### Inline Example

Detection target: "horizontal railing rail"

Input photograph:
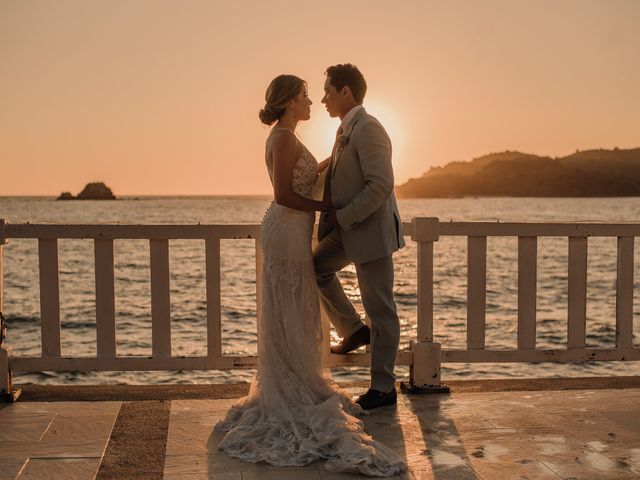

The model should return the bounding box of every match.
[1,217,638,399]
[438,222,640,237]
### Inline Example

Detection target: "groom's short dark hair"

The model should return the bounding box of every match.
[325,64,367,104]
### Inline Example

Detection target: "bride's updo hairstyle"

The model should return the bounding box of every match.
[259,74,305,125]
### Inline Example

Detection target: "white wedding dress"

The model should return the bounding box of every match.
[215,129,406,477]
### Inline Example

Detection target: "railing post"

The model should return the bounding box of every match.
[95,239,116,357]
[517,237,537,349]
[150,239,171,357]
[205,238,222,358]
[567,237,587,348]
[467,235,487,349]
[616,237,634,348]
[0,219,21,401]
[402,217,449,394]
[0,220,5,336]
[38,238,62,357]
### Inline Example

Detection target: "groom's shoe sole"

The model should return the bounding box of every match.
[355,389,398,410]
[330,325,371,354]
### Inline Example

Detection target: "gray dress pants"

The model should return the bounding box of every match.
[314,228,400,392]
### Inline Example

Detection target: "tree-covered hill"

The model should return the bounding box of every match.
[395,148,640,197]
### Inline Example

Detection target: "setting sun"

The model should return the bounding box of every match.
[1,0,638,195]
[298,94,407,174]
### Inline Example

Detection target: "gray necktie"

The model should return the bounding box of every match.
[323,126,343,202]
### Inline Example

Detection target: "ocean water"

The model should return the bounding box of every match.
[1,196,640,385]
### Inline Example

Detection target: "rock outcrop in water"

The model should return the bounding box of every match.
[57,192,75,200]
[57,182,116,200]
[395,147,640,198]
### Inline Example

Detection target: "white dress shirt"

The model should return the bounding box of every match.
[340,105,363,131]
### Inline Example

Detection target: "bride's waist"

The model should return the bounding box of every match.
[263,200,314,220]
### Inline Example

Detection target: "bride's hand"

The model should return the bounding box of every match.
[320,198,333,212]
[318,157,331,172]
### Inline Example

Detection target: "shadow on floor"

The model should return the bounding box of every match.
[403,393,482,479]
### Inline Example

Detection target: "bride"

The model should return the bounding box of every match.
[215,74,406,477]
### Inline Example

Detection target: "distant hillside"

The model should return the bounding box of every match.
[395,148,640,198]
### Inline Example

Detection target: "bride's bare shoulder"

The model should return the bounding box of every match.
[268,127,296,139]
[267,129,297,157]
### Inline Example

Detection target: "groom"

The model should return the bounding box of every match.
[315,63,405,410]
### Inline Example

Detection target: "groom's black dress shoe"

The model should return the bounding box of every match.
[355,388,397,410]
[330,325,370,354]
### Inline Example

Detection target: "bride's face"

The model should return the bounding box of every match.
[290,85,312,121]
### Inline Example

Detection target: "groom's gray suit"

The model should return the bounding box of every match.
[314,107,405,392]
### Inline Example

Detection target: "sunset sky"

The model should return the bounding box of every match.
[1,0,639,196]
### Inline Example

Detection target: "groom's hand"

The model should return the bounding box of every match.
[325,209,339,228]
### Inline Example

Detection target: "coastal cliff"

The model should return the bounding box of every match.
[395,148,640,198]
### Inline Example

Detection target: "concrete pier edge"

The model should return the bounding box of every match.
[12,375,640,402]
[3,376,640,479]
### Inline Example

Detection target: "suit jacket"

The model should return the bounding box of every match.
[318,108,405,264]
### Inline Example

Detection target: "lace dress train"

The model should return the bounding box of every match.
[215,132,406,477]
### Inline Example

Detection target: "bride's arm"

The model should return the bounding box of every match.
[271,132,330,212]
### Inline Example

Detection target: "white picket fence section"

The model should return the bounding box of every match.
[402,218,639,391]
[0,217,638,398]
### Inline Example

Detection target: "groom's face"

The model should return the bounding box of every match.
[322,76,346,119]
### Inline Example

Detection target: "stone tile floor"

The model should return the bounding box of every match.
[1,388,640,479]
[0,401,120,480]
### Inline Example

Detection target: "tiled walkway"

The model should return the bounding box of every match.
[1,387,640,479]
[0,401,120,479]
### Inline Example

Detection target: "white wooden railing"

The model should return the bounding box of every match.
[0,217,638,399]
[410,218,639,390]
